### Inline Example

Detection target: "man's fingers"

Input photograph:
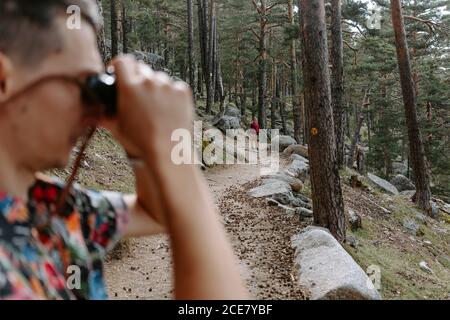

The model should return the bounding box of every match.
[137,61,154,79]
[110,54,139,86]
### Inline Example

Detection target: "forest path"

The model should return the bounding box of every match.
[104,158,306,300]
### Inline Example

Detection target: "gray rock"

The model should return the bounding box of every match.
[347,235,359,248]
[215,115,241,132]
[295,207,313,218]
[348,210,362,231]
[283,144,309,158]
[291,227,381,300]
[392,162,408,175]
[267,198,304,216]
[267,198,279,206]
[224,104,241,118]
[263,173,304,192]
[272,135,297,151]
[390,174,415,192]
[295,192,312,204]
[445,203,450,212]
[415,212,427,223]
[419,261,433,274]
[272,192,312,209]
[272,192,296,206]
[290,154,309,164]
[430,201,440,219]
[261,178,282,186]
[249,181,291,198]
[285,160,309,179]
[279,204,298,216]
[403,218,423,236]
[401,190,416,197]
[368,173,399,195]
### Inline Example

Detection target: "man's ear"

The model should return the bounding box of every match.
[0,52,13,103]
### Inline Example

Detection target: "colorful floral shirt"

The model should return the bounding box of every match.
[0,176,129,300]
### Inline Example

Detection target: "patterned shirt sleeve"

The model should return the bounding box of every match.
[71,185,130,259]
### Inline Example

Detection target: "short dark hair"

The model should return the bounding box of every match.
[0,0,100,66]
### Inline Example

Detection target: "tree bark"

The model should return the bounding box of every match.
[206,0,217,113]
[110,0,119,58]
[197,0,210,110]
[289,0,302,143]
[197,62,203,97]
[187,0,196,98]
[278,75,287,134]
[95,0,108,63]
[271,60,277,129]
[391,0,431,212]
[348,89,370,167]
[330,0,345,168]
[121,0,128,54]
[257,0,268,129]
[215,32,225,108]
[300,0,346,242]
[298,4,308,145]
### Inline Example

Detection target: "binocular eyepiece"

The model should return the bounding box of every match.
[85,71,117,117]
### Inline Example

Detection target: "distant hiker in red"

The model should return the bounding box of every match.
[250,116,260,150]
[250,116,260,135]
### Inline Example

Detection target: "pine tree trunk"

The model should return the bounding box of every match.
[96,0,108,63]
[197,0,210,109]
[348,89,370,167]
[240,88,247,117]
[271,61,277,129]
[300,0,346,242]
[257,0,268,129]
[215,33,225,106]
[278,76,287,134]
[207,0,216,113]
[110,0,119,58]
[298,6,309,145]
[121,0,128,54]
[197,62,203,97]
[330,0,344,168]
[288,0,301,143]
[252,87,257,111]
[187,0,196,95]
[391,0,431,212]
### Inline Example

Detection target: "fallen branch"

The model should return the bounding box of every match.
[360,194,391,215]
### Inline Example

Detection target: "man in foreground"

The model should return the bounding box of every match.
[0,0,248,300]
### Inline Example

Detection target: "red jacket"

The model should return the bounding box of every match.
[251,120,260,135]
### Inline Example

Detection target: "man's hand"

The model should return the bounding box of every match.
[100,55,194,229]
[101,55,194,161]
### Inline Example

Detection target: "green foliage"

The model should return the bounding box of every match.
[100,0,449,199]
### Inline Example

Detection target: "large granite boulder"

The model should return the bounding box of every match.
[263,173,304,192]
[368,173,399,195]
[285,160,309,179]
[272,135,297,152]
[283,144,309,158]
[291,227,381,300]
[224,104,241,118]
[392,162,408,176]
[249,180,291,198]
[390,174,415,192]
[215,116,241,132]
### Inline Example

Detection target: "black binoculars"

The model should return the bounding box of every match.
[85,71,117,117]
